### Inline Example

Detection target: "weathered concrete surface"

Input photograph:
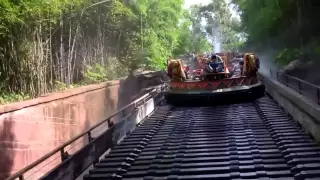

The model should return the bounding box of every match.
[259,73,320,142]
[0,71,167,179]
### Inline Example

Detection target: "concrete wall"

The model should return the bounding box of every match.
[259,73,320,141]
[0,71,168,179]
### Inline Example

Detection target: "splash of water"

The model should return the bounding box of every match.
[256,50,280,78]
[212,26,222,53]
[214,42,221,53]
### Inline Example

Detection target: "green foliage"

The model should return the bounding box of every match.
[231,0,320,65]
[0,92,30,105]
[0,0,187,103]
[275,48,300,66]
[83,63,107,84]
[0,0,240,105]
[54,80,71,91]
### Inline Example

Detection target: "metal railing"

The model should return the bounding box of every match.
[6,87,163,180]
[269,69,320,105]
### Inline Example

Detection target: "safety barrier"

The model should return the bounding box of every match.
[270,69,320,105]
[5,86,164,180]
[261,69,320,142]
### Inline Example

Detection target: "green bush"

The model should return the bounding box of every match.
[275,48,300,66]
[83,63,108,84]
[0,92,30,105]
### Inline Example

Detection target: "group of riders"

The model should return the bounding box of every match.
[167,52,260,81]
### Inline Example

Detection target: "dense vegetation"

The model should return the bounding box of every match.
[3,0,320,103]
[0,0,251,104]
[0,0,210,104]
[231,0,320,65]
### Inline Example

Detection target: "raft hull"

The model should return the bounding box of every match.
[164,81,265,106]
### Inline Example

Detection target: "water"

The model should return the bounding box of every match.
[214,42,221,53]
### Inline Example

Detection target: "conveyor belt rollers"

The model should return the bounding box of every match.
[83,97,320,180]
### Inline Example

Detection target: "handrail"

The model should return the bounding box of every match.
[269,69,320,105]
[6,88,159,180]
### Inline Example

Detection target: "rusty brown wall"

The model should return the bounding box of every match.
[0,72,167,180]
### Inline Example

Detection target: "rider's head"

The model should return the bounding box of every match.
[211,54,217,61]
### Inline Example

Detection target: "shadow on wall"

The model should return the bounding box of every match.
[116,72,165,110]
[82,83,117,142]
[117,75,140,111]
[110,75,138,125]
[115,71,167,118]
[79,71,165,141]
[81,114,91,146]
[0,116,15,180]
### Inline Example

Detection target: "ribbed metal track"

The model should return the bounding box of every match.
[83,97,320,180]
